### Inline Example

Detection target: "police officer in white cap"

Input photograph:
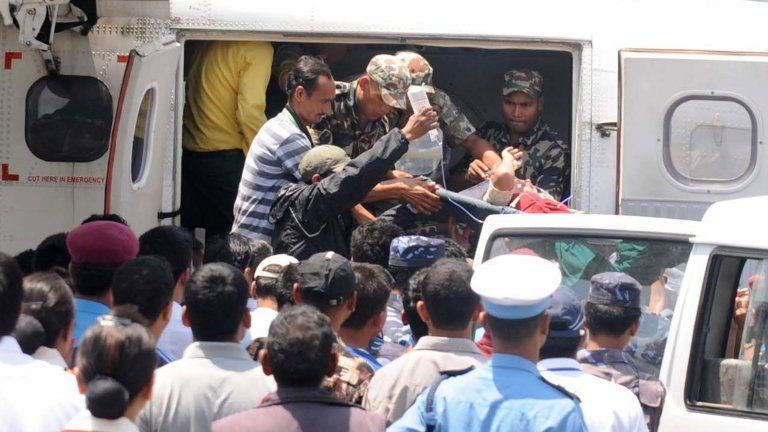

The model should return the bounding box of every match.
[389,255,588,432]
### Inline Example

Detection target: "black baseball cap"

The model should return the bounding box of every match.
[587,272,642,308]
[298,252,356,306]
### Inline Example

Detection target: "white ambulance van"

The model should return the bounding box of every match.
[474,196,768,431]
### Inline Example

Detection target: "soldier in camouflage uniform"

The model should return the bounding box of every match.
[312,54,442,217]
[455,69,570,200]
[389,51,501,180]
[312,54,411,158]
[294,251,375,404]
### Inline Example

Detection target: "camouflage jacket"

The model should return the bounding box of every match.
[312,80,393,158]
[458,119,569,200]
[388,88,476,146]
[578,348,665,431]
[322,342,375,405]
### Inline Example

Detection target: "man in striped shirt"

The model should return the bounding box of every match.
[232,56,335,241]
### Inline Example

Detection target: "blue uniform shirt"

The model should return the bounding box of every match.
[388,353,588,432]
[73,298,110,347]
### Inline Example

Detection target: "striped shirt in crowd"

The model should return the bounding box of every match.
[232,108,311,241]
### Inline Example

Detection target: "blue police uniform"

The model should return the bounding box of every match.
[388,353,587,431]
[388,254,588,432]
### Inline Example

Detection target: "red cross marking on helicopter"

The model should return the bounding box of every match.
[4,51,21,70]
[1,163,19,182]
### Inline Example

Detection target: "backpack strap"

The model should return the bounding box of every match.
[424,366,475,432]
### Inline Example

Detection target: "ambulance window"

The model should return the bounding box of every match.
[25,75,113,162]
[663,96,757,187]
[687,254,768,416]
[131,89,154,186]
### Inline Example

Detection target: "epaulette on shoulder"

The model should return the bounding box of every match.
[539,376,581,402]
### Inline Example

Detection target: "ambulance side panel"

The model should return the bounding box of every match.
[0,25,93,253]
[618,51,768,221]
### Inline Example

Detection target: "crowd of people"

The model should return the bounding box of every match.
[0,45,662,432]
[2,207,663,431]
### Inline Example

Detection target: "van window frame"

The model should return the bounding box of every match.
[685,247,768,420]
[662,94,758,189]
[482,229,695,379]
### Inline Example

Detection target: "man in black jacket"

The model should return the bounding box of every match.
[269,107,438,260]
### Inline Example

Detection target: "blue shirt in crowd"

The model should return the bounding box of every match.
[73,298,110,347]
[345,346,383,371]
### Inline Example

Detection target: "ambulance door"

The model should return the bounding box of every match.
[105,37,181,235]
[618,50,768,221]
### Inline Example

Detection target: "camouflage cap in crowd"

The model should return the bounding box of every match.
[299,145,351,182]
[388,236,445,268]
[503,69,543,99]
[366,54,411,110]
[395,51,434,93]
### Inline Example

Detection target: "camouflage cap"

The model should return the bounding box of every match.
[395,51,434,94]
[503,69,543,99]
[299,145,351,182]
[366,54,411,109]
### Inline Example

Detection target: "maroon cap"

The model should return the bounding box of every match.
[66,221,139,267]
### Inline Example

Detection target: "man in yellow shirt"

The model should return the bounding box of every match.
[181,41,274,236]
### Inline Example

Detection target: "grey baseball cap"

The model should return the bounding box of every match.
[298,145,351,183]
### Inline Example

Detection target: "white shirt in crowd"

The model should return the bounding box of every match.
[0,336,83,432]
[241,307,278,348]
[156,302,193,361]
[538,357,648,432]
[138,341,276,432]
[63,410,139,432]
